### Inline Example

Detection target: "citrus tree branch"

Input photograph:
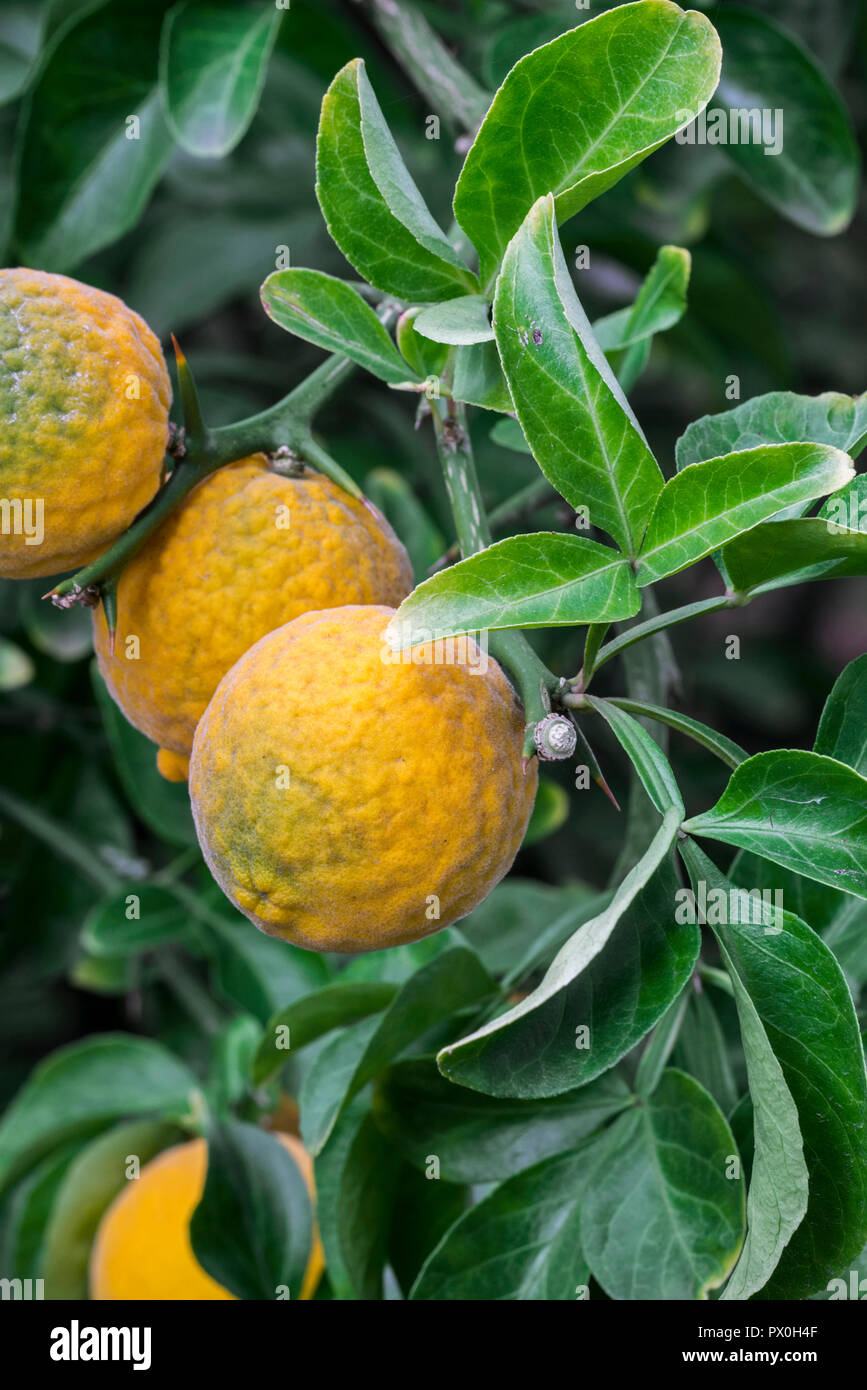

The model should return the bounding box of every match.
[364,0,490,134]
[429,398,567,755]
[428,475,557,572]
[48,351,360,606]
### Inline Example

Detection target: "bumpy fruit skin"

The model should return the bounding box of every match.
[0,268,170,579]
[89,1134,324,1301]
[93,457,412,770]
[189,604,537,953]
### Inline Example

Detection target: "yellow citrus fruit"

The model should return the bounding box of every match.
[89,1133,324,1301]
[93,456,412,773]
[189,604,537,953]
[156,747,191,782]
[0,268,170,580]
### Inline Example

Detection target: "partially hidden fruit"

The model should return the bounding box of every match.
[0,268,170,579]
[189,604,538,953]
[93,457,412,773]
[89,1133,324,1301]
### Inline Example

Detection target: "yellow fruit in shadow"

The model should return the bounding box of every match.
[93,457,412,775]
[0,268,170,579]
[189,604,537,953]
[89,1133,324,1301]
[156,748,190,782]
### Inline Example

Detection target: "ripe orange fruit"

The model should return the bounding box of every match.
[89,1133,324,1301]
[0,268,170,579]
[93,456,412,777]
[189,604,537,953]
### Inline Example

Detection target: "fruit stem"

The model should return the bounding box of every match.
[428,476,557,573]
[48,456,221,603]
[47,345,362,605]
[364,0,490,135]
[429,397,562,747]
[574,622,610,692]
[207,352,358,466]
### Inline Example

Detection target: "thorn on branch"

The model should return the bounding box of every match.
[101,580,118,654]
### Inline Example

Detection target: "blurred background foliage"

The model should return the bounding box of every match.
[0,0,865,1118]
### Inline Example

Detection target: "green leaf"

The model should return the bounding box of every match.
[190,1119,312,1301]
[0,1143,81,1281]
[15,0,173,270]
[386,533,640,649]
[524,777,569,847]
[683,750,867,901]
[815,655,867,776]
[411,1144,598,1300]
[489,417,530,455]
[447,340,513,414]
[260,268,414,386]
[0,3,44,105]
[680,839,867,1298]
[160,1,281,157]
[70,952,133,997]
[81,884,193,958]
[581,1069,745,1299]
[718,474,867,595]
[374,1059,632,1183]
[731,850,845,936]
[673,989,739,1117]
[458,878,599,978]
[0,636,34,691]
[0,1034,200,1193]
[722,515,867,597]
[823,896,867,999]
[675,390,867,470]
[314,1098,401,1300]
[338,931,465,986]
[594,245,691,352]
[453,1,721,287]
[678,852,808,1301]
[0,3,102,107]
[493,195,664,554]
[816,1240,867,1301]
[438,809,696,1098]
[817,472,866,536]
[606,697,747,771]
[252,981,399,1085]
[197,890,330,1023]
[41,1119,179,1299]
[208,1015,261,1115]
[389,1164,467,1298]
[711,8,860,236]
[413,296,494,346]
[300,942,494,1153]
[636,443,854,585]
[316,59,477,301]
[394,305,448,382]
[586,696,684,815]
[92,665,196,848]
